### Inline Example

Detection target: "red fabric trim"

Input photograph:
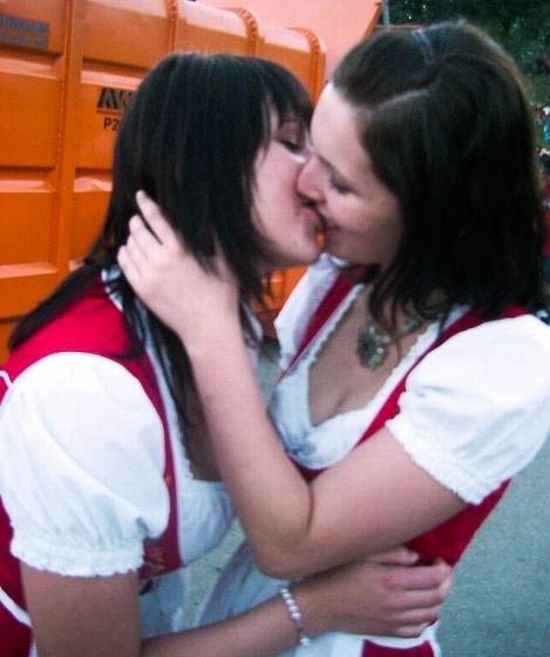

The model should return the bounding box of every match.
[0,602,31,657]
[0,501,24,609]
[287,274,527,566]
[0,278,182,644]
[361,641,434,657]
[284,274,357,375]
[350,305,523,566]
[282,266,369,377]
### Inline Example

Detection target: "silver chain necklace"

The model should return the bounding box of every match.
[356,317,423,370]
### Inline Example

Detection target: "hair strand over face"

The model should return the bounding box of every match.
[333,20,547,331]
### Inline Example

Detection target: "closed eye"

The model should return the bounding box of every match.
[329,176,351,194]
[280,139,306,154]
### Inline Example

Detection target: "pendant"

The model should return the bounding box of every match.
[356,322,392,370]
[356,318,422,370]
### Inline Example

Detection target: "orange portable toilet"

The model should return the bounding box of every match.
[0,0,326,358]
[0,0,381,358]
[202,0,383,77]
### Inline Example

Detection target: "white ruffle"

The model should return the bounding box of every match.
[0,585,30,626]
[0,277,239,638]
[11,531,143,577]
[273,295,467,471]
[0,349,232,578]
[387,315,550,502]
[272,260,550,501]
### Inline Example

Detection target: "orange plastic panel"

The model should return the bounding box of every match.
[0,68,61,167]
[0,264,59,318]
[0,0,71,361]
[0,180,55,265]
[0,320,13,355]
[83,0,173,69]
[258,22,324,98]
[0,0,66,55]
[0,0,325,360]
[175,1,256,55]
[72,176,111,261]
[202,0,383,76]
[254,266,306,338]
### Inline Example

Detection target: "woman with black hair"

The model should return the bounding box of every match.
[0,52,450,657]
[119,22,550,657]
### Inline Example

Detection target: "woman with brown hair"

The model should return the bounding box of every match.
[119,21,550,657]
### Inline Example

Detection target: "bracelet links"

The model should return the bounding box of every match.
[280,586,312,648]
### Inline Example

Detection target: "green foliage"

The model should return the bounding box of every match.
[385,0,550,105]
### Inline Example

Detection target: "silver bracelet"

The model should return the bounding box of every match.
[280,586,312,648]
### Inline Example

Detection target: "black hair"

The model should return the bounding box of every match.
[333,21,547,330]
[10,52,312,426]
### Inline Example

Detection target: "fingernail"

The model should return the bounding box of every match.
[406,550,419,563]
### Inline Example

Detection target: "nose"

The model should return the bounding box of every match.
[297,152,323,202]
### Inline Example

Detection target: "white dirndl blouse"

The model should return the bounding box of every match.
[198,254,550,656]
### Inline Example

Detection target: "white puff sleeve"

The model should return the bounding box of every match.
[386,316,550,504]
[0,352,167,576]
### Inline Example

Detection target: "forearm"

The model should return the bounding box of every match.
[144,583,324,657]
[25,565,322,657]
[182,319,466,577]
[25,555,452,657]
[117,197,358,575]
[117,202,463,579]
[183,318,315,576]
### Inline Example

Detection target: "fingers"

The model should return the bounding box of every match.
[389,598,442,637]
[366,547,419,566]
[132,190,233,284]
[433,558,453,598]
[117,211,171,297]
[375,558,450,603]
[377,561,452,628]
[377,585,444,638]
[136,190,180,248]
[117,243,143,291]
[118,191,187,290]
[392,617,440,638]
[304,557,447,639]
[389,583,446,612]
[126,215,158,264]
[388,559,453,594]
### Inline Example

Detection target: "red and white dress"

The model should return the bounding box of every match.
[0,272,238,657]
[199,254,550,657]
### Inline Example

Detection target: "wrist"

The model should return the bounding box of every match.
[179,314,243,361]
[279,586,312,648]
[289,579,335,640]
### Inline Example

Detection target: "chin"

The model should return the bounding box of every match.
[264,248,320,272]
[290,240,322,266]
[284,252,320,269]
[324,244,348,260]
[325,248,368,267]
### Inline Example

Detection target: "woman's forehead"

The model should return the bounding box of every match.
[311,84,370,178]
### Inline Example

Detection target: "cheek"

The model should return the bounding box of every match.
[250,203,273,244]
[324,190,353,220]
[335,198,370,231]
